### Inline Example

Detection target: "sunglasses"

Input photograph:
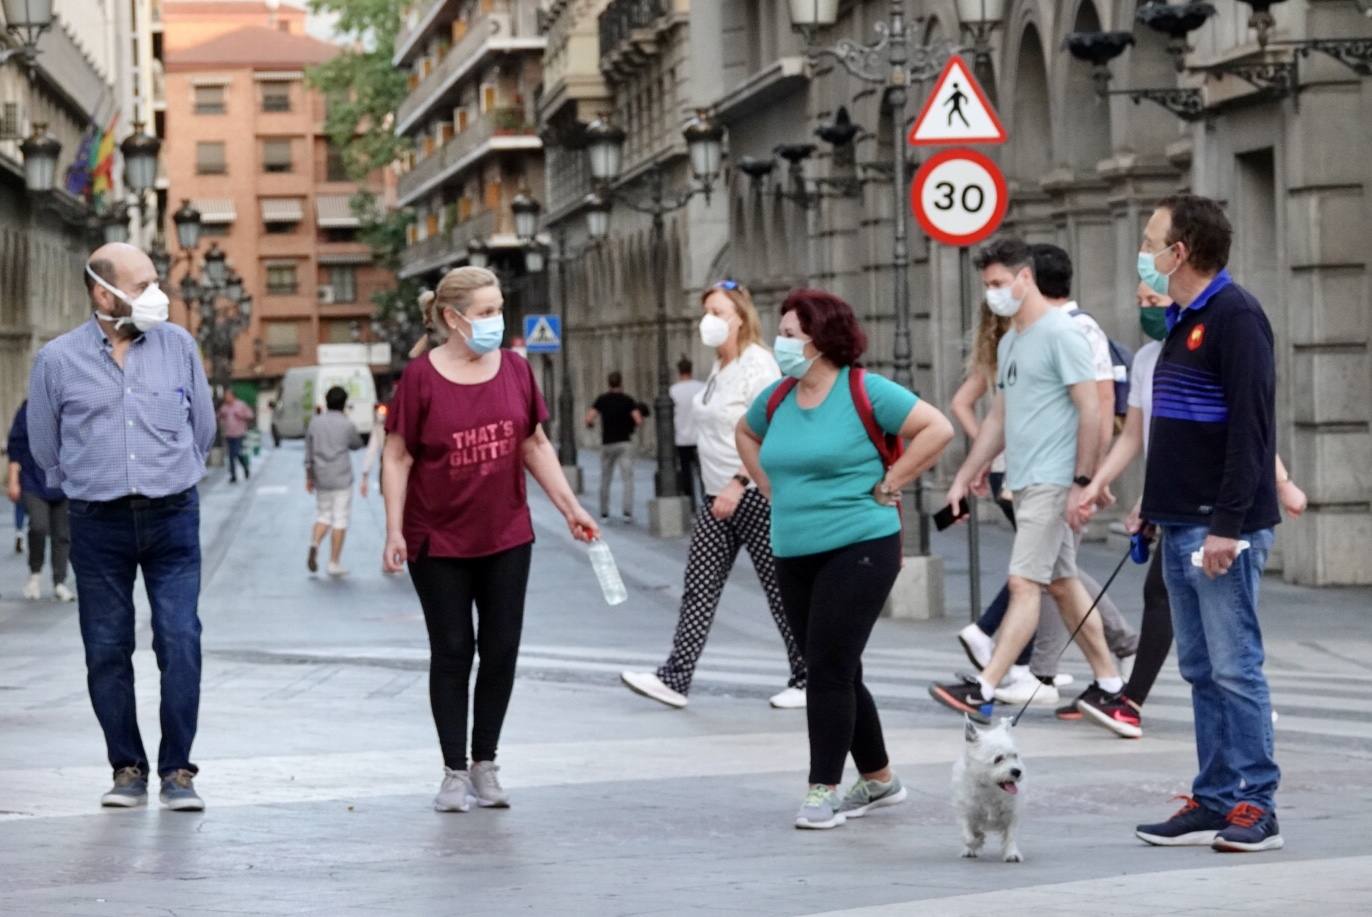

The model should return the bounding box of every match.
[713,279,741,291]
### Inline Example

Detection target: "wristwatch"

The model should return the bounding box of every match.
[733,473,751,488]
[1073,475,1093,487]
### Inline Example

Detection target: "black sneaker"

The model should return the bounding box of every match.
[1078,694,1143,739]
[928,678,994,724]
[1056,681,1116,721]
[1136,796,1230,846]
[1212,803,1283,852]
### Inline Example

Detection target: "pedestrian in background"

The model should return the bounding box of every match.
[216,389,254,484]
[26,242,215,812]
[381,266,597,814]
[621,281,807,711]
[737,288,954,830]
[1125,195,1286,852]
[305,385,364,576]
[7,400,74,602]
[359,401,388,499]
[669,356,705,509]
[586,371,642,522]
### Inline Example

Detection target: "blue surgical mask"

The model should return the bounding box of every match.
[457,312,504,354]
[773,336,814,379]
[1137,247,1175,297]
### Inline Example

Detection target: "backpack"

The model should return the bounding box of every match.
[1069,308,1134,417]
[765,367,903,468]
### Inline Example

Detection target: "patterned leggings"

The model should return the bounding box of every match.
[656,487,807,694]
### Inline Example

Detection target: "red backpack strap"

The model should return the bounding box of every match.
[849,368,902,468]
[765,377,799,426]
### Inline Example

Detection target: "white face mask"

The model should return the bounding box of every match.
[87,265,170,332]
[984,272,1026,318]
[699,313,730,349]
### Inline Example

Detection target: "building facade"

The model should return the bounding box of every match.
[0,0,127,431]
[391,0,547,332]
[162,1,386,382]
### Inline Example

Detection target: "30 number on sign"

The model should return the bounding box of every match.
[911,148,1008,248]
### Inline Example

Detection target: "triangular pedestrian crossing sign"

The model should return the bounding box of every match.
[528,317,558,346]
[908,55,1007,147]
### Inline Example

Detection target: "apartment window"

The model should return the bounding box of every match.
[263,139,293,173]
[321,227,357,243]
[200,223,230,238]
[264,321,300,355]
[266,263,298,295]
[325,321,356,343]
[325,143,348,182]
[327,266,357,304]
[261,81,291,112]
[481,84,497,112]
[194,85,225,114]
[195,142,227,175]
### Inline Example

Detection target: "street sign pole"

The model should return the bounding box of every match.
[959,244,981,624]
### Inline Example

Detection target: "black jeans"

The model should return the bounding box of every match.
[775,533,901,786]
[408,543,532,770]
[1125,536,1173,705]
[675,445,700,509]
[23,492,70,582]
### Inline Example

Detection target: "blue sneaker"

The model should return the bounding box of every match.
[1213,803,1283,852]
[928,678,994,724]
[1135,796,1229,846]
[159,769,205,812]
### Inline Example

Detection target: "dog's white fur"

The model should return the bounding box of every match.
[952,716,1024,863]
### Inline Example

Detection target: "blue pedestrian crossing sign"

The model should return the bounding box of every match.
[523,314,561,353]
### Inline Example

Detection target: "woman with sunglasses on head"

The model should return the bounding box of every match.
[621,280,808,710]
[737,288,954,829]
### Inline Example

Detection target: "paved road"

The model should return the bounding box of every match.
[2,443,1370,916]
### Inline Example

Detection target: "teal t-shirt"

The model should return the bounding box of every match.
[745,367,919,558]
[995,308,1096,491]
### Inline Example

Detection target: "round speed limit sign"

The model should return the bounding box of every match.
[911,148,1009,248]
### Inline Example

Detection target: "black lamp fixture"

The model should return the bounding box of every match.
[1136,2,1217,71]
[101,201,130,244]
[466,238,490,269]
[1063,30,1136,96]
[19,122,60,192]
[149,236,171,283]
[736,156,776,184]
[682,109,725,201]
[511,189,541,241]
[203,241,227,288]
[583,191,610,241]
[119,122,161,195]
[1239,0,1288,49]
[523,241,546,274]
[173,199,202,251]
[0,0,55,74]
[224,268,244,303]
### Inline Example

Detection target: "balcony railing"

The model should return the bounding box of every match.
[598,0,668,61]
[396,5,516,134]
[396,108,537,205]
[393,0,445,66]
[451,208,498,254]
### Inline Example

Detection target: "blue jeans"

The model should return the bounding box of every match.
[69,489,203,778]
[1161,524,1278,813]
[226,436,249,480]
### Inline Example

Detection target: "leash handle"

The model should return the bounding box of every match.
[1010,544,1134,727]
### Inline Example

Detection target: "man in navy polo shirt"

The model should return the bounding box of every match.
[1131,195,1283,853]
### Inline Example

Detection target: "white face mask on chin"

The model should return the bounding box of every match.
[87,265,170,332]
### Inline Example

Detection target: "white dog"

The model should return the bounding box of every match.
[952,716,1024,863]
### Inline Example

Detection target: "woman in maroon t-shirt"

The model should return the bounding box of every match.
[381,266,598,813]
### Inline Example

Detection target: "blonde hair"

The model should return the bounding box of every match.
[433,265,499,318]
[966,301,1011,383]
[699,282,764,352]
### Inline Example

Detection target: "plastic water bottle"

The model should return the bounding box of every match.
[587,540,628,606]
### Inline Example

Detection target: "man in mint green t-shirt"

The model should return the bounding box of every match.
[930,236,1124,723]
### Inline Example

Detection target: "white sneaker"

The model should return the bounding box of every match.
[22,573,41,600]
[1053,674,1075,687]
[434,768,476,812]
[53,582,76,603]
[957,623,994,669]
[994,669,1060,706]
[620,671,687,709]
[769,687,806,709]
[326,562,348,577]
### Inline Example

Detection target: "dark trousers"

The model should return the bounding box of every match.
[226,436,250,481]
[69,489,203,778]
[675,445,701,509]
[775,533,901,786]
[408,543,532,769]
[23,492,71,583]
[1125,536,1173,705]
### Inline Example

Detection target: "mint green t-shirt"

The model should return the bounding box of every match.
[995,307,1096,491]
[745,367,919,558]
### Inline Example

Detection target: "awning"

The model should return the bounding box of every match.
[192,198,236,223]
[318,251,373,266]
[260,197,304,223]
[315,194,359,228]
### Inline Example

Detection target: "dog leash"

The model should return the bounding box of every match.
[1010,543,1134,727]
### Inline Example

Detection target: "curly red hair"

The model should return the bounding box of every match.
[779,288,868,367]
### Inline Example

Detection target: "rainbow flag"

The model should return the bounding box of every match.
[89,114,119,204]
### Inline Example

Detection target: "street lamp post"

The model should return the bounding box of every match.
[582,110,724,536]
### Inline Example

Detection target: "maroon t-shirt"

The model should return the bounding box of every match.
[386,350,549,560]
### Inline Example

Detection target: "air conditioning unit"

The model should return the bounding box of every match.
[317,285,336,304]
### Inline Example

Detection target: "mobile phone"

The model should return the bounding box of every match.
[934,499,970,532]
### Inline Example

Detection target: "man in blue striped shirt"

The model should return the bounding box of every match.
[27,242,215,812]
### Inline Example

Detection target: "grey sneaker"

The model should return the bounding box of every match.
[795,784,845,830]
[470,761,509,808]
[159,769,204,811]
[434,767,476,813]
[838,774,908,818]
[100,766,148,808]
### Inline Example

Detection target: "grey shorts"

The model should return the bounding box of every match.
[1008,484,1077,585]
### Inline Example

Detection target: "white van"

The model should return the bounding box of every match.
[271,363,377,442]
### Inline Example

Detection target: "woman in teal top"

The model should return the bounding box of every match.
[738,288,954,830]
